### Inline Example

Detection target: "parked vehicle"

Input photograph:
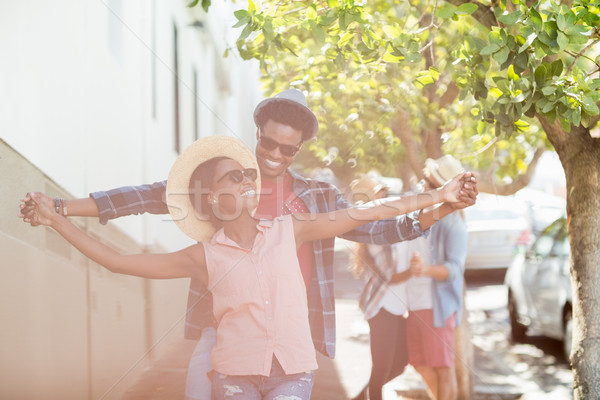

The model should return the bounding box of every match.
[464,195,532,271]
[504,217,572,360]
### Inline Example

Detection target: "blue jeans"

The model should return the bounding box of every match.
[185,327,217,400]
[211,357,314,400]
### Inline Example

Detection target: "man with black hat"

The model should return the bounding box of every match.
[21,89,477,400]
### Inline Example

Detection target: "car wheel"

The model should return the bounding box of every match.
[508,291,527,342]
[563,308,573,363]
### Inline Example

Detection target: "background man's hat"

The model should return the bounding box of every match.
[253,89,319,140]
[349,175,389,205]
[166,135,261,242]
[424,155,465,187]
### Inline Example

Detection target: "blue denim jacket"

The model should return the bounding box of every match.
[428,212,468,327]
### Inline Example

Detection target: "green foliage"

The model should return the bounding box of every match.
[211,0,600,184]
[187,0,211,12]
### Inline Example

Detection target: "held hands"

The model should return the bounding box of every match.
[439,172,478,208]
[18,192,58,227]
[409,252,425,277]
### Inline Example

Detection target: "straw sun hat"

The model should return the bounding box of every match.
[424,155,465,187]
[166,135,261,242]
[349,175,389,205]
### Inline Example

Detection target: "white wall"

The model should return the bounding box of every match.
[0,0,261,250]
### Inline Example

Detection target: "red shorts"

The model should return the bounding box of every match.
[406,309,455,367]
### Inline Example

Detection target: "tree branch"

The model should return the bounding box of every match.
[476,146,547,195]
[566,38,600,75]
[445,0,497,29]
[392,111,424,177]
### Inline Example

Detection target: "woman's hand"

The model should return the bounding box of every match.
[409,252,425,277]
[438,173,464,203]
[18,192,58,227]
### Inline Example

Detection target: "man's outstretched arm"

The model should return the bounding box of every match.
[20,181,168,225]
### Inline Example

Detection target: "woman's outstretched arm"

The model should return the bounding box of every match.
[294,172,471,246]
[19,192,207,283]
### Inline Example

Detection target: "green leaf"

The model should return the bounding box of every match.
[542,86,556,96]
[480,44,500,55]
[234,9,250,20]
[457,3,478,15]
[557,31,569,50]
[551,60,564,77]
[238,22,253,41]
[514,53,528,73]
[319,10,338,26]
[263,19,274,43]
[436,3,458,19]
[493,46,510,64]
[518,32,537,53]
[581,112,591,128]
[557,13,566,31]
[534,64,548,86]
[498,11,523,25]
[537,31,552,45]
[309,20,325,43]
[415,75,435,87]
[382,50,403,63]
[508,64,520,81]
[572,107,581,126]
[494,77,510,91]
[582,98,600,114]
[187,0,200,7]
[383,25,401,38]
[512,92,527,103]
[530,9,543,31]
[338,31,355,47]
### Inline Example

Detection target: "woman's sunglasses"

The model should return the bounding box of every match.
[216,168,258,183]
[258,134,301,157]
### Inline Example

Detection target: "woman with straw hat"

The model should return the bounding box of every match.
[20,136,469,400]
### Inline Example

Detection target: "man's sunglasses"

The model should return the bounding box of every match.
[216,168,258,183]
[258,135,301,157]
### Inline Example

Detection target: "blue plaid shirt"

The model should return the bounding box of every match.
[90,171,426,358]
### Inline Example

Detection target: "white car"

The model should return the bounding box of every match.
[465,195,532,271]
[504,217,572,360]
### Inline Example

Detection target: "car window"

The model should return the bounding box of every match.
[533,234,554,257]
[551,218,569,257]
[551,238,570,257]
[532,217,568,257]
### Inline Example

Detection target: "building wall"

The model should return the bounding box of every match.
[0,1,261,399]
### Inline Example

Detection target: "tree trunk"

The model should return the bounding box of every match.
[455,281,474,400]
[550,125,600,399]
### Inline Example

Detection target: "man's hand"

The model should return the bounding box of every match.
[409,252,425,277]
[452,172,478,210]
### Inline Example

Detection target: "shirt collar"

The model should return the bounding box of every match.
[209,219,274,249]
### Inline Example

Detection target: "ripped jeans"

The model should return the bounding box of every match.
[211,356,314,400]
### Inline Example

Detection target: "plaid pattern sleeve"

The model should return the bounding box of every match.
[336,195,428,245]
[90,181,168,225]
[290,171,431,359]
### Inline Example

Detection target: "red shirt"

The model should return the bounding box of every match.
[255,173,314,290]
